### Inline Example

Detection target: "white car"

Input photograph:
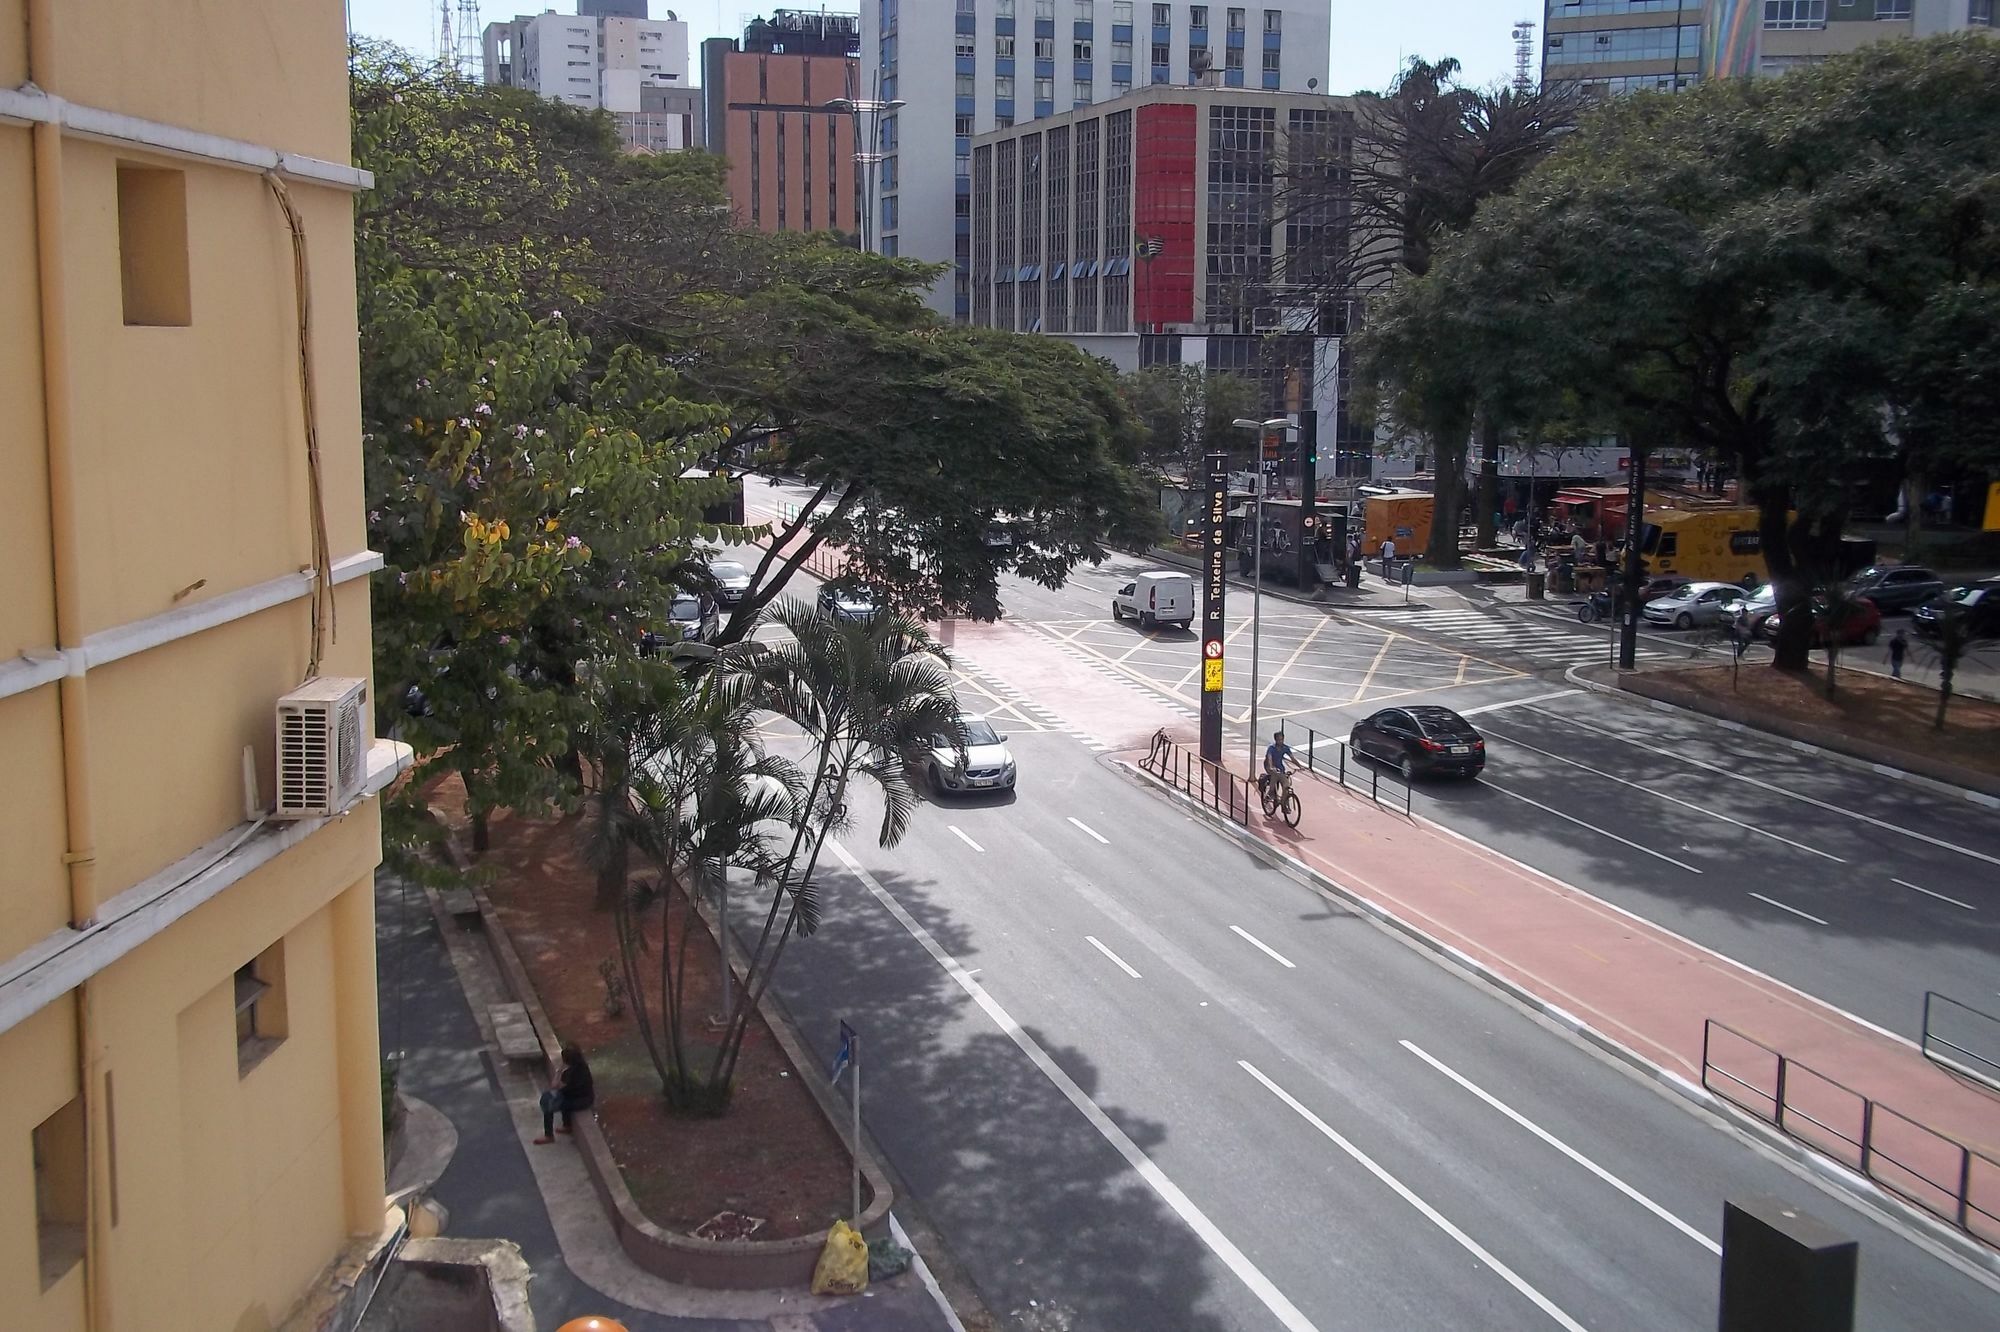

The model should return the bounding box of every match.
[920,714,1016,794]
[1643,581,1739,630]
[1111,571,1196,630]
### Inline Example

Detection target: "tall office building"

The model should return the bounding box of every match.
[864,2,1333,319]
[1542,0,1994,95]
[1,0,407,1327]
[482,5,696,150]
[702,10,864,234]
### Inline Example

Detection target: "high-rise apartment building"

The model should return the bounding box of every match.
[1542,0,1994,95]
[702,11,863,234]
[482,4,696,150]
[864,1,1333,319]
[1,0,407,1327]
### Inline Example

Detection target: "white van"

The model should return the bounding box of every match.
[1111,571,1196,630]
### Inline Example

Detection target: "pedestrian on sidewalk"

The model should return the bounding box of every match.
[1380,537,1396,568]
[535,1045,596,1144]
[1888,629,1908,680]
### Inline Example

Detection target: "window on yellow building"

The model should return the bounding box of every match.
[116,164,192,327]
[33,1096,86,1290]
[235,941,289,1073]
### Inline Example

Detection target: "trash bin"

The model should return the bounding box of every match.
[1346,561,1361,590]
[1527,571,1546,600]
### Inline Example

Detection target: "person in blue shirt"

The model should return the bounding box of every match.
[1261,730,1295,802]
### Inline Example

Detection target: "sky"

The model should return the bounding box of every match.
[344,1,1524,96]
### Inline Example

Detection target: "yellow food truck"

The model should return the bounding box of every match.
[1638,507,1769,584]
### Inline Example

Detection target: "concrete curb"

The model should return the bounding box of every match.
[1110,756,2000,1284]
[1561,664,2000,807]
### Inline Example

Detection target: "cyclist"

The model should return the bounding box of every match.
[1261,730,1296,805]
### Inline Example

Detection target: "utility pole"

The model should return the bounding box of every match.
[1619,446,1648,670]
[1234,418,1290,774]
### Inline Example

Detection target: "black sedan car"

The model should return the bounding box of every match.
[1349,706,1486,780]
[817,584,881,622]
[1912,581,2000,640]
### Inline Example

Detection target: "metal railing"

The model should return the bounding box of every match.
[1295,725,1414,817]
[1143,729,1251,825]
[1923,991,2000,1094]
[1701,1018,1999,1245]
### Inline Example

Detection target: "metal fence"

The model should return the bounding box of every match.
[1701,1019,1999,1245]
[1294,725,1414,817]
[1142,729,1252,825]
[1923,991,2000,1095]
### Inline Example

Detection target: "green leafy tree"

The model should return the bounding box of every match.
[1121,365,1265,486]
[704,600,962,1096]
[1375,36,2000,654]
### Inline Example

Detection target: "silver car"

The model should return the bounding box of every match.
[920,714,1016,794]
[1643,581,1739,630]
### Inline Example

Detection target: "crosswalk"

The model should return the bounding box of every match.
[1345,606,1671,669]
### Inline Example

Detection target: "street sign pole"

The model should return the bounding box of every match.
[1247,470,1265,780]
[1619,448,1648,670]
[1297,409,1318,590]
[1200,452,1227,763]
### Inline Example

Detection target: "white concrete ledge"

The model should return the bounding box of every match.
[0,83,374,192]
[0,738,412,1037]
[0,550,382,702]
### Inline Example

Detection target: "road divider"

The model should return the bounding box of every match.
[1749,892,1829,927]
[948,825,985,854]
[1068,816,1110,844]
[1399,1040,1720,1256]
[1085,935,1143,979]
[1474,777,1703,874]
[1892,878,1976,912]
[1230,926,1297,970]
[1239,1060,1590,1332]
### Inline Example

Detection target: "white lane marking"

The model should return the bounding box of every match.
[1230,925,1298,969]
[1456,689,1582,717]
[948,825,985,853]
[1240,1061,1589,1332]
[1891,877,1976,912]
[1085,935,1143,979]
[1476,778,1703,874]
[1400,1041,1721,1256]
[830,843,1321,1332]
[1527,706,2000,869]
[1068,816,1110,844]
[1749,892,1829,926]
[1479,726,1843,863]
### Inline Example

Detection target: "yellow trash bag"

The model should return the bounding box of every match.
[810,1219,870,1296]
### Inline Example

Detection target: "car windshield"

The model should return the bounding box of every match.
[960,720,1002,746]
[1947,586,1985,605]
[839,591,875,609]
[710,562,748,582]
[669,596,700,620]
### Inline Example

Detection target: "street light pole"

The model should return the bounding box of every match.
[1235,417,1289,777]
[824,89,906,253]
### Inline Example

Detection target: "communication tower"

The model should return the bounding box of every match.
[1512,19,1536,95]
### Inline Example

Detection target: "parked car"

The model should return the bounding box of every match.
[1642,581,1739,630]
[1912,581,2000,640]
[818,585,881,622]
[1765,595,1882,647]
[668,593,719,644]
[1348,706,1485,781]
[707,560,753,606]
[1848,564,1946,613]
[916,713,1016,794]
[1111,570,1196,630]
[1722,584,1779,635]
[1634,574,1695,606]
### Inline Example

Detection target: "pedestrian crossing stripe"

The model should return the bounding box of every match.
[1343,608,1670,664]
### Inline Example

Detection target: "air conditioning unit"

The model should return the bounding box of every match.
[275,677,369,818]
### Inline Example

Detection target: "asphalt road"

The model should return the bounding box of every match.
[742,729,1999,1332]
[923,530,2000,1043]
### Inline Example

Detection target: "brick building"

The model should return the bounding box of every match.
[702,11,864,234]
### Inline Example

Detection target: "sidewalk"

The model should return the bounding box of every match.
[1124,743,2000,1254]
[374,874,967,1331]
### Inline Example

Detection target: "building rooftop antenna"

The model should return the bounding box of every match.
[1512,18,1536,95]
[456,0,482,77]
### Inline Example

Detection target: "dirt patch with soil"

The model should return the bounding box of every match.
[1645,662,2000,779]
[431,777,855,1241]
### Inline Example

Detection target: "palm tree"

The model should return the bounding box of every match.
[703,596,962,1095]
[1909,605,1989,731]
[1810,574,1879,699]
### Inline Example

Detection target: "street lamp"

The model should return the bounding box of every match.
[824,94,906,254]
[1233,416,1291,780]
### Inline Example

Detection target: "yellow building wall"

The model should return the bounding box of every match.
[0,690,70,963]
[0,124,54,660]
[0,1002,85,1330]
[46,0,354,167]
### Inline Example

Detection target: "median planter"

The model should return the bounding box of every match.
[434,784,893,1290]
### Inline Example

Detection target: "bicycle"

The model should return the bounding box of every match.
[1258,769,1302,828]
